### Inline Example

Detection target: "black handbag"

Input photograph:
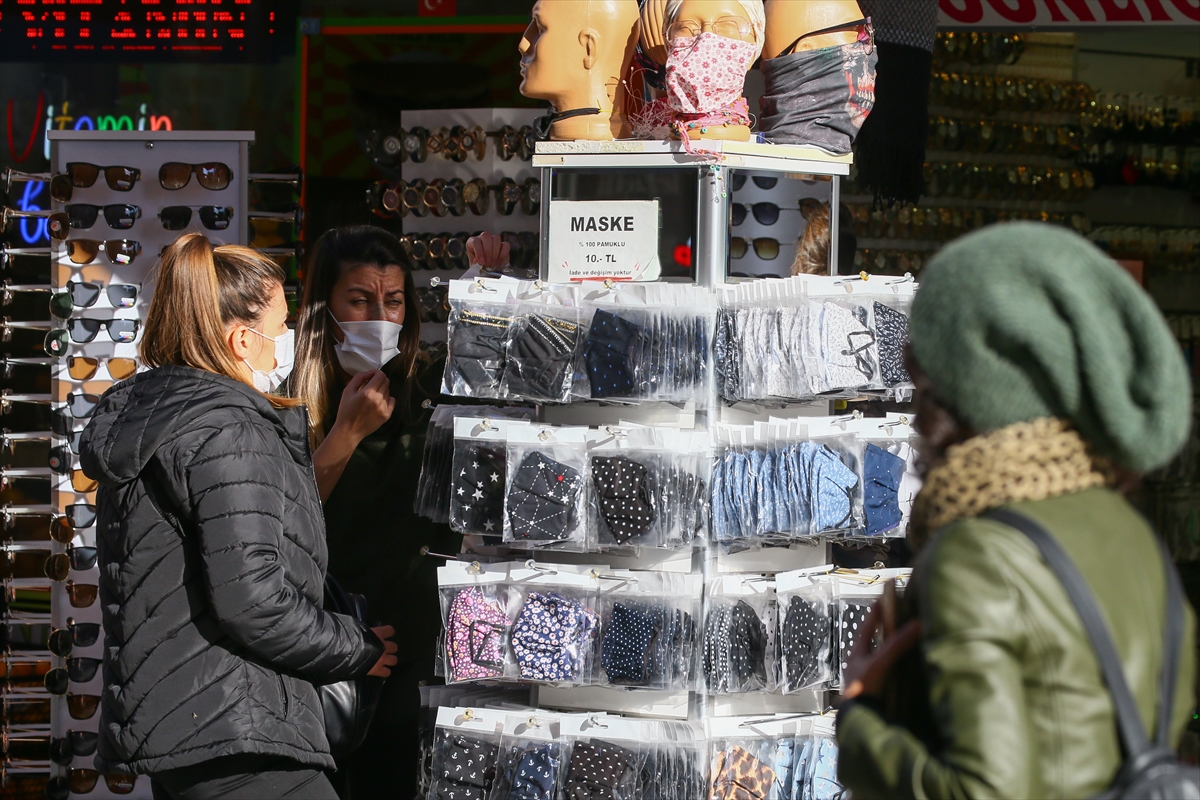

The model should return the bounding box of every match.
[321,574,384,759]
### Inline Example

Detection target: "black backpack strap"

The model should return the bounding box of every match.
[984,508,1152,758]
[1155,535,1185,748]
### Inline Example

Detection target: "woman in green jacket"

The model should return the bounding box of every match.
[838,222,1196,798]
[290,225,460,798]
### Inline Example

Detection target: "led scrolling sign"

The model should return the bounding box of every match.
[0,0,292,62]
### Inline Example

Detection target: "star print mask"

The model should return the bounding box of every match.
[451,443,507,535]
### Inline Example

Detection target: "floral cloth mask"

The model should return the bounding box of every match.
[445,586,510,682]
[666,32,758,115]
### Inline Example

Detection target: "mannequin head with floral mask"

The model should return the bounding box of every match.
[659,0,764,141]
[291,226,421,442]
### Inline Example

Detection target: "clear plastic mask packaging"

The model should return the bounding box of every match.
[706,714,819,800]
[646,720,708,800]
[594,570,701,691]
[558,714,655,800]
[795,276,880,397]
[831,568,912,690]
[805,716,843,800]
[450,415,532,538]
[774,567,838,693]
[866,286,916,397]
[488,713,569,800]
[713,286,742,404]
[425,407,533,529]
[702,575,776,694]
[442,277,524,399]
[800,417,867,538]
[438,561,522,685]
[507,561,605,686]
[427,705,503,800]
[585,425,709,551]
[501,283,585,405]
[503,425,591,551]
[844,414,921,541]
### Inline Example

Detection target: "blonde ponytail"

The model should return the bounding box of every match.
[140,233,300,407]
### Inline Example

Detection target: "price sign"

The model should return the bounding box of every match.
[547,200,661,283]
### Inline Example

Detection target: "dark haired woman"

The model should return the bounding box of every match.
[79,234,397,800]
[291,225,461,798]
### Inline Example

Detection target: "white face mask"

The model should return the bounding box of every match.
[245,327,295,393]
[331,317,403,374]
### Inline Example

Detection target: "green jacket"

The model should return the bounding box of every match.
[837,487,1197,799]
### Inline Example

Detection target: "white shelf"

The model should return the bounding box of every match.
[533,139,851,177]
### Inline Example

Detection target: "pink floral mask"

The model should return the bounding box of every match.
[666,31,758,114]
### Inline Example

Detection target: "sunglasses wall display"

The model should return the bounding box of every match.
[376,110,544,346]
[0,130,254,799]
[726,172,835,279]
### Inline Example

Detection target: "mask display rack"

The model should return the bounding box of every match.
[421,139,861,769]
[384,109,543,345]
[0,130,255,800]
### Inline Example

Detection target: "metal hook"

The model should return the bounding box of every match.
[885,273,914,286]
[429,276,442,288]
[602,278,614,290]
[419,546,461,561]
[586,714,608,729]
[462,708,477,722]
[472,278,497,293]
[834,271,869,288]
[524,560,557,575]
[602,426,626,439]
[526,716,541,729]
[738,712,810,728]
[479,418,493,431]
[588,569,638,583]
[537,428,552,442]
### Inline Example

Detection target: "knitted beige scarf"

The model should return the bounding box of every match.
[909,417,1118,548]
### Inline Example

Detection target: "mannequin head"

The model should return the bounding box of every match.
[639,0,670,67]
[763,0,864,60]
[661,0,764,142]
[519,0,641,140]
[663,0,765,50]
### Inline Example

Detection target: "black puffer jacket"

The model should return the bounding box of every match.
[79,366,383,775]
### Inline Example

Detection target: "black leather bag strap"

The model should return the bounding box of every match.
[984,508,1153,757]
[1155,535,1185,748]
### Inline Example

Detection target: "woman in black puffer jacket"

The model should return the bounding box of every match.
[79,234,397,800]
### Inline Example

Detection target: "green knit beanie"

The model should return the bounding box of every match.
[909,222,1191,473]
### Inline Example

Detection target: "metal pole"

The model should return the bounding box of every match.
[829,174,840,276]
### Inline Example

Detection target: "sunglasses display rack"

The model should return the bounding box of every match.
[727,173,836,280]
[379,109,543,344]
[0,130,255,800]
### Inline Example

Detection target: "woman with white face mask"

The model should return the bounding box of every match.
[290,225,452,798]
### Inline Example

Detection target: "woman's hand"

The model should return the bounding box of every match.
[466,231,510,274]
[842,602,922,700]
[367,625,398,678]
[335,370,394,445]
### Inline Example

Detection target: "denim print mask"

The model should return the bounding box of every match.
[872,301,911,387]
[452,444,507,535]
[511,591,597,682]
[507,745,559,800]
[446,586,509,682]
[863,444,904,536]
[584,310,641,399]
[809,444,859,533]
[507,452,583,541]
[447,309,512,397]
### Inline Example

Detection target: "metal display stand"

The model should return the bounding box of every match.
[527,139,852,722]
[42,130,254,800]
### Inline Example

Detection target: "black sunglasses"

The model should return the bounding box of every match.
[159,205,234,231]
[50,730,99,766]
[43,657,102,694]
[731,202,781,227]
[62,317,140,345]
[48,619,101,658]
[65,204,142,231]
[159,161,232,191]
[49,281,139,319]
[44,544,99,582]
[730,174,779,192]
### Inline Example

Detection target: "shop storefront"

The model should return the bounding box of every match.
[1,1,1196,799]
